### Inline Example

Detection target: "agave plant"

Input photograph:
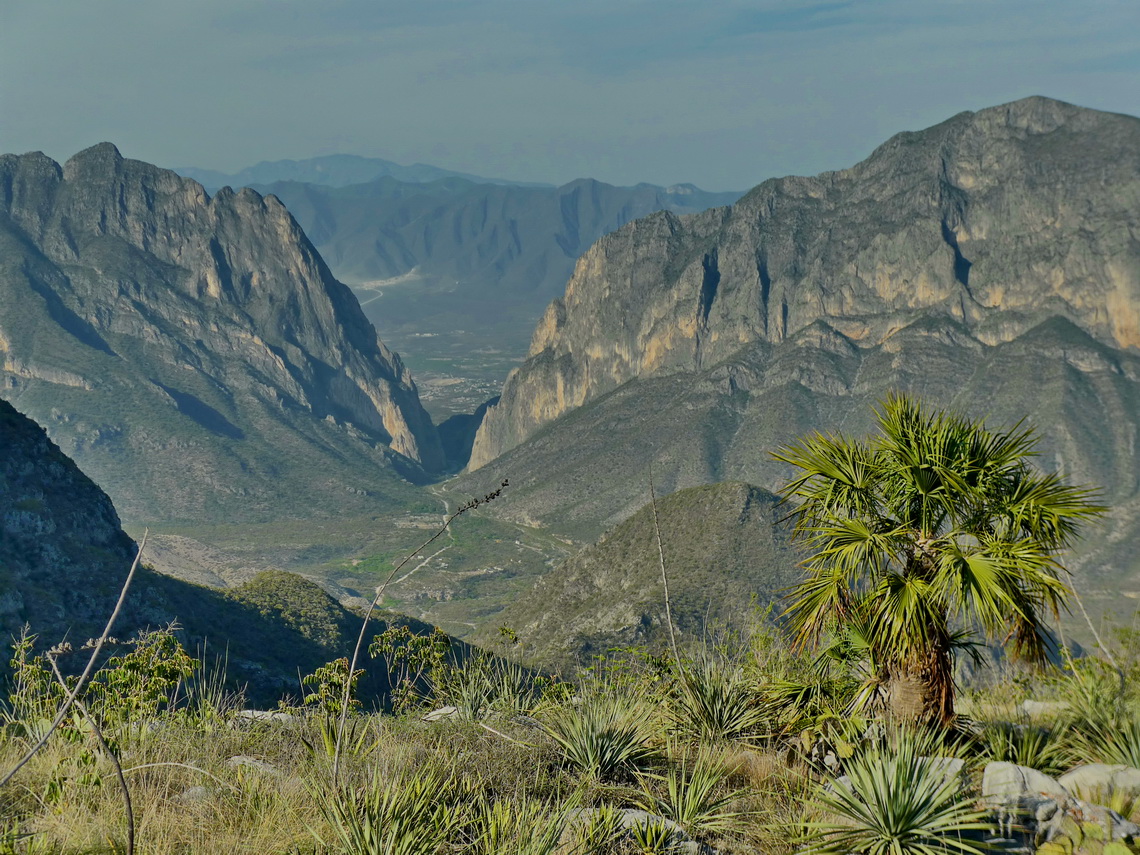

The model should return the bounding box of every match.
[977,722,1069,776]
[800,731,991,855]
[637,748,751,838]
[310,766,461,855]
[670,658,769,744]
[543,695,658,781]
[629,817,681,854]
[471,794,586,855]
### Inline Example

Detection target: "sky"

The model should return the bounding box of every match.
[2,0,1139,192]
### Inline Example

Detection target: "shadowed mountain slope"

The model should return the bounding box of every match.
[0,396,445,705]
[0,143,442,526]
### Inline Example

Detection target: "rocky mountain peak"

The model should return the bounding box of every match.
[0,144,442,523]
[468,97,1140,470]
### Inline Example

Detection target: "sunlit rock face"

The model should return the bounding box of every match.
[0,143,442,523]
[470,97,1140,470]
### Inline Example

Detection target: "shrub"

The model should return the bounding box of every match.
[544,695,658,781]
[670,658,769,745]
[800,730,990,855]
[637,747,751,838]
[310,766,461,855]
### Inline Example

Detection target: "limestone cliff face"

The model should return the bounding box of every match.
[0,144,442,522]
[469,97,1140,469]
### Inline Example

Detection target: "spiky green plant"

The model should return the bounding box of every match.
[670,659,769,744]
[573,805,626,851]
[629,817,681,854]
[800,731,991,855]
[977,722,1069,776]
[1078,717,1140,769]
[637,748,751,838]
[472,794,586,855]
[543,695,657,781]
[309,766,461,855]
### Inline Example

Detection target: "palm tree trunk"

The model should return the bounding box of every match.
[886,643,955,726]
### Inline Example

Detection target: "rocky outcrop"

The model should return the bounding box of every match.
[0,143,442,523]
[470,97,1140,469]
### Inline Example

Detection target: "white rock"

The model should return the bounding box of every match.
[1020,700,1069,718]
[423,705,459,722]
[226,755,280,776]
[234,709,297,724]
[1059,764,1140,799]
[174,785,212,805]
[924,756,967,782]
[983,762,1070,802]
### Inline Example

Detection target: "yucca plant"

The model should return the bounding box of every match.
[630,817,681,854]
[670,658,769,744]
[800,731,991,855]
[1077,716,1140,769]
[544,695,658,781]
[637,748,751,839]
[471,794,586,855]
[977,722,1069,776]
[309,766,461,855]
[573,805,626,851]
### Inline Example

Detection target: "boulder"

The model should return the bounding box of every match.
[1060,764,1140,800]
[234,709,297,725]
[984,762,1070,802]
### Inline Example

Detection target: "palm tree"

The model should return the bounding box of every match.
[774,394,1103,725]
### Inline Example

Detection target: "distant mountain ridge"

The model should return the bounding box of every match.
[253,175,742,300]
[174,153,542,192]
[0,142,442,525]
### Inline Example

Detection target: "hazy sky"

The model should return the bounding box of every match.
[3,1,1138,191]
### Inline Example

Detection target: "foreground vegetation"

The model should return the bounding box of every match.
[4,614,1140,855]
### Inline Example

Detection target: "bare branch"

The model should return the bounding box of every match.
[1,531,148,789]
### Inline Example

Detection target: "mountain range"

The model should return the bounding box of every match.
[175,154,539,192]
[5,96,1140,660]
[456,97,1140,634]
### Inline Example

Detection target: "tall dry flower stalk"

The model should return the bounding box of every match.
[331,480,508,782]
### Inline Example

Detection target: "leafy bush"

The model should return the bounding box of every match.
[301,657,364,718]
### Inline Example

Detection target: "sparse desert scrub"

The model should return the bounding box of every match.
[13,628,1140,854]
